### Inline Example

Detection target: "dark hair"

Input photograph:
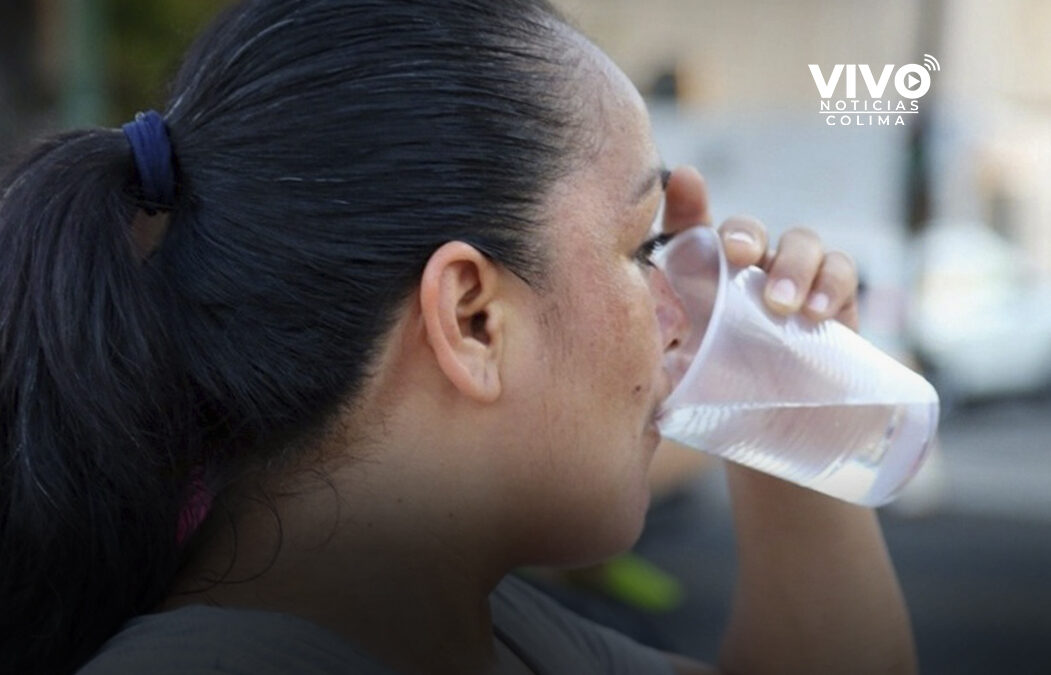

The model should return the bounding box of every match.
[0,1,591,672]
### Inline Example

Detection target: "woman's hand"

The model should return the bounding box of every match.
[661,166,860,332]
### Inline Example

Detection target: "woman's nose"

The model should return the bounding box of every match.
[648,265,689,353]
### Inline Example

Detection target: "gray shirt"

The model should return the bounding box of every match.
[78,575,676,674]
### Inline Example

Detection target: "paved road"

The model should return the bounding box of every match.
[882,511,1051,674]
[925,396,1051,522]
[885,396,1051,673]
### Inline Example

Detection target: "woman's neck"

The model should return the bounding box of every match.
[161,463,512,674]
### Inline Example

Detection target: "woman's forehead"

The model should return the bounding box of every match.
[542,31,664,221]
[583,55,660,193]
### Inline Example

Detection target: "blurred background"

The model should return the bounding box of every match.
[1,1,1048,673]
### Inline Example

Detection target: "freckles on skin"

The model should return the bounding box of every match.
[555,244,650,388]
[548,173,667,429]
[591,264,663,410]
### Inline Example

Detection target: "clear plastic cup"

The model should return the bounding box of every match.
[653,226,939,507]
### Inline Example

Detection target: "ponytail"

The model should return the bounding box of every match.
[0,128,193,674]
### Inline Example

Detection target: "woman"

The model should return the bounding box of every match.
[0,1,916,673]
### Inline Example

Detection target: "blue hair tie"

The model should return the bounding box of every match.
[122,110,176,213]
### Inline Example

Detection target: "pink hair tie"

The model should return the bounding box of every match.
[176,475,213,546]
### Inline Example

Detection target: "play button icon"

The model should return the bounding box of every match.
[894,64,931,99]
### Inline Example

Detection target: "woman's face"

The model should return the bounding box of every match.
[497,37,687,565]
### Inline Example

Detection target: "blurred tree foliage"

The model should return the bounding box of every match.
[104,0,232,121]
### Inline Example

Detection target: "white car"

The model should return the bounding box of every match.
[908,220,1051,404]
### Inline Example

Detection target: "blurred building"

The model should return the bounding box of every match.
[553,0,922,112]
[552,0,1051,277]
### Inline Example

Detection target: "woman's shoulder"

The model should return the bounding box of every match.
[78,577,677,675]
[492,575,677,675]
[76,604,395,675]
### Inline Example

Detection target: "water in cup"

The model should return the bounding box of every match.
[660,401,936,506]
[653,227,939,507]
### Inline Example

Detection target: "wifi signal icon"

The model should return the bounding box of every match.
[923,54,941,72]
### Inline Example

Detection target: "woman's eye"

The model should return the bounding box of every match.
[633,233,673,268]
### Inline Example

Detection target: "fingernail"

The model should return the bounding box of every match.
[726,230,757,248]
[768,278,797,307]
[806,292,830,314]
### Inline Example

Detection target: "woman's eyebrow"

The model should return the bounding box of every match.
[630,164,670,204]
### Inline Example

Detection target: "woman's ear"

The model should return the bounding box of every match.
[419,241,505,403]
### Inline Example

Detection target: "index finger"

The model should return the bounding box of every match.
[661,165,712,235]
